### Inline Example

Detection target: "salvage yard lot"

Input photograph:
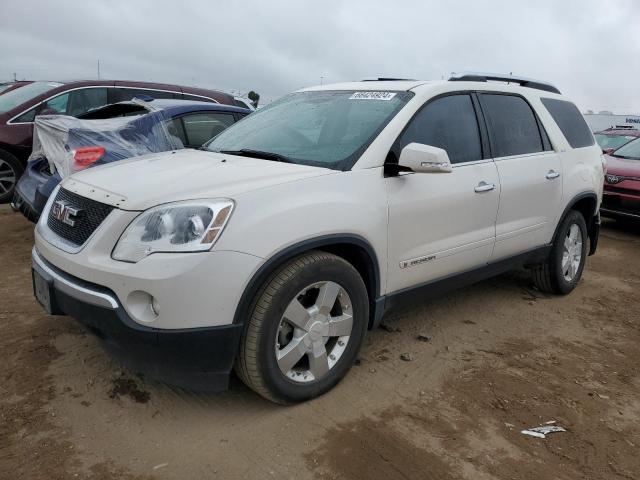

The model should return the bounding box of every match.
[1,204,639,480]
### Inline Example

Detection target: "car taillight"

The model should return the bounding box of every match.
[73,146,105,169]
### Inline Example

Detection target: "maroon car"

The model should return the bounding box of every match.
[601,137,640,221]
[0,80,236,203]
[594,126,640,154]
[0,81,32,95]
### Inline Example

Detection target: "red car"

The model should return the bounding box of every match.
[0,81,32,95]
[594,126,640,154]
[601,137,640,221]
[0,80,237,203]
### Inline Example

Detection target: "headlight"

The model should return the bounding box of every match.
[112,199,234,263]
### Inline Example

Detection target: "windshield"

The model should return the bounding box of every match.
[205,90,413,170]
[595,133,635,150]
[0,81,62,114]
[612,137,640,160]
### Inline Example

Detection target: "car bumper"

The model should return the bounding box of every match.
[32,247,244,391]
[13,158,60,223]
[601,191,640,220]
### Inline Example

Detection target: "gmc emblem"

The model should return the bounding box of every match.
[51,201,82,227]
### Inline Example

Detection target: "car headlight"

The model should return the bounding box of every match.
[112,199,234,263]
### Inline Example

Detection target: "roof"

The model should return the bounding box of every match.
[301,80,432,92]
[595,126,640,136]
[299,77,563,97]
[141,99,250,115]
[79,99,250,120]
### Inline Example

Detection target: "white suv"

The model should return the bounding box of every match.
[31,73,604,403]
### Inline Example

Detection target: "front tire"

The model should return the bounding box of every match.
[532,210,588,294]
[235,251,369,404]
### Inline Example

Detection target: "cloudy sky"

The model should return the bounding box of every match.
[1,0,639,112]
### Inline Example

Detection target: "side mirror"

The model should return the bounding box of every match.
[603,148,615,156]
[398,143,452,173]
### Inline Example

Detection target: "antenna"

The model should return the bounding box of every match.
[97,60,101,79]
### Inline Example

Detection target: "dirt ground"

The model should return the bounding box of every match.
[1,204,639,480]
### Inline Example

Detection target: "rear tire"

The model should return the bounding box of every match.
[235,251,368,404]
[532,210,588,294]
[0,149,23,204]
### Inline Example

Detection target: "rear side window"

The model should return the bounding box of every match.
[67,88,108,116]
[180,112,236,147]
[398,94,482,164]
[541,98,594,148]
[480,94,543,157]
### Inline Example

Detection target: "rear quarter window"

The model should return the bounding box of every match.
[541,98,594,149]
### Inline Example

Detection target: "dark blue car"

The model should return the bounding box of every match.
[12,98,249,221]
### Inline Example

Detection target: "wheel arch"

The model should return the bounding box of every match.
[232,234,381,328]
[552,192,598,246]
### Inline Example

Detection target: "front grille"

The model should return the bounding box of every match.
[47,188,114,246]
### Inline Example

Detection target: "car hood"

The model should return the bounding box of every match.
[60,149,336,210]
[605,154,640,177]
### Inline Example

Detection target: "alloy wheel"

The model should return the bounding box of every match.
[562,224,583,282]
[275,281,353,383]
[0,159,16,195]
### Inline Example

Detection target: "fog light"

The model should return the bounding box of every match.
[151,296,160,316]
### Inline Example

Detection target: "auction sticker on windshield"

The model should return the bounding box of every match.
[349,91,397,100]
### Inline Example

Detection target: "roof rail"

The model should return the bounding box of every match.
[448,72,561,94]
[361,77,415,82]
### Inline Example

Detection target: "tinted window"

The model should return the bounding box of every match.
[166,118,188,147]
[541,98,594,149]
[67,88,108,116]
[398,94,482,164]
[480,94,543,157]
[15,107,37,122]
[181,113,235,146]
[40,92,69,114]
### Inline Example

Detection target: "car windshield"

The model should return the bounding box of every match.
[0,81,62,114]
[205,90,413,170]
[595,134,636,150]
[612,137,640,160]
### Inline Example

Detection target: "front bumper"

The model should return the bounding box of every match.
[32,248,244,391]
[601,191,640,220]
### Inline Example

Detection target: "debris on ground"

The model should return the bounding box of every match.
[521,421,566,439]
[416,334,432,342]
[108,376,150,403]
[380,322,401,333]
[400,353,414,362]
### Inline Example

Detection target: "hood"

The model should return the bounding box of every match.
[60,149,336,210]
[605,154,640,177]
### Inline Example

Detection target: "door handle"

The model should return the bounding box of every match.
[546,170,560,180]
[474,181,495,193]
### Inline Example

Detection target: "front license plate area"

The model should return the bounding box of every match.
[33,268,54,314]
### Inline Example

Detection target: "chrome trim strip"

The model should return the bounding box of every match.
[600,208,640,219]
[32,247,118,309]
[8,85,219,125]
[452,158,494,168]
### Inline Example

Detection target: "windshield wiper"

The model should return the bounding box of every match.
[219,149,293,163]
